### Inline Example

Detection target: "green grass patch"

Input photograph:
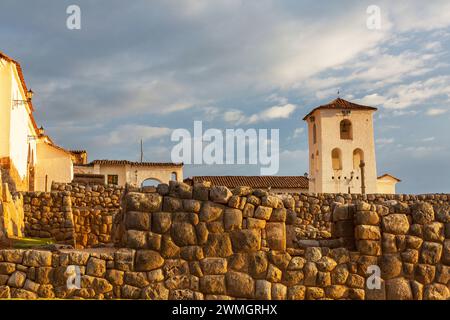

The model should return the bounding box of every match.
[9,237,56,249]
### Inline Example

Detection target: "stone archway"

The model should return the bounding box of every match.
[141,178,162,187]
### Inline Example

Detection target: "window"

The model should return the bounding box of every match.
[331,148,342,170]
[171,172,178,181]
[313,124,317,144]
[340,119,352,140]
[353,148,364,170]
[107,175,119,185]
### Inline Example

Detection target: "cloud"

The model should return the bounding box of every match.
[99,124,171,146]
[426,108,448,116]
[224,103,297,125]
[376,138,395,145]
[292,128,305,138]
[421,137,435,142]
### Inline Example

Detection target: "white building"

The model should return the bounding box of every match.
[303,98,400,194]
[0,51,73,191]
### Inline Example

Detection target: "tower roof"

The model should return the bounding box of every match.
[302,98,378,120]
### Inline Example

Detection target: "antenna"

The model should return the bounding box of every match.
[337,89,340,97]
[140,139,143,163]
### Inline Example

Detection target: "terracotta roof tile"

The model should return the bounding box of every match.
[186,176,309,189]
[303,98,377,120]
[91,160,183,167]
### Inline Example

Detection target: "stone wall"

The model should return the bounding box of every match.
[51,183,123,249]
[0,182,448,300]
[23,191,75,245]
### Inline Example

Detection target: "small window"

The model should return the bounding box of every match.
[171,172,177,181]
[340,119,352,140]
[353,148,364,170]
[331,148,342,170]
[313,123,317,144]
[107,175,119,185]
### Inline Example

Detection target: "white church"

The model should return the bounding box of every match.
[303,97,400,194]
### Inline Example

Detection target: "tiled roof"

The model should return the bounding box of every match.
[90,160,183,167]
[186,176,309,189]
[303,98,378,120]
[377,174,401,182]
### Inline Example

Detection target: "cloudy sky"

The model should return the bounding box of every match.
[2,0,450,193]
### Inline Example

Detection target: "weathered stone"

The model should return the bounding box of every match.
[255,279,271,299]
[333,205,351,221]
[270,208,287,222]
[303,262,318,286]
[204,233,233,257]
[106,270,124,286]
[121,284,141,299]
[331,264,349,285]
[23,250,52,267]
[423,222,445,242]
[115,249,135,272]
[266,264,282,282]
[86,257,106,277]
[126,230,147,249]
[435,265,450,284]
[357,240,381,256]
[141,283,169,300]
[0,286,11,298]
[265,222,286,251]
[92,277,113,293]
[224,208,242,231]
[406,235,423,250]
[326,285,348,299]
[124,272,149,288]
[230,229,261,252]
[248,251,268,277]
[420,242,442,264]
[268,251,291,270]
[0,262,16,274]
[171,222,197,246]
[410,280,423,300]
[152,212,172,233]
[355,225,381,240]
[412,202,434,224]
[183,199,201,213]
[242,203,255,218]
[443,239,450,264]
[355,211,380,225]
[382,214,409,235]
[401,249,419,264]
[126,192,162,212]
[68,251,90,265]
[385,278,413,300]
[147,232,162,250]
[180,246,204,261]
[200,202,224,222]
[23,279,40,293]
[423,283,449,300]
[135,250,164,271]
[147,269,165,282]
[283,270,304,286]
[271,283,287,300]
[380,254,402,279]
[11,288,38,299]
[247,218,266,229]
[316,256,337,272]
[7,271,26,288]
[200,258,227,275]
[200,275,226,294]
[225,271,254,298]
[382,233,398,253]
[254,206,272,220]
[306,287,324,300]
[125,211,150,231]
[415,264,435,284]
[287,257,306,271]
[210,186,232,204]
[163,196,183,212]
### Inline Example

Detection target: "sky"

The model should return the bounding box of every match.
[1,0,450,194]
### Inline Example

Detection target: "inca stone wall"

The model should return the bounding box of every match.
[51,183,123,249]
[0,182,448,300]
[23,192,75,245]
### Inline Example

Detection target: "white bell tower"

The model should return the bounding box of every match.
[303,98,378,194]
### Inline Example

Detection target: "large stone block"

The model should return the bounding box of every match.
[152,212,172,234]
[230,229,261,252]
[126,230,147,249]
[357,240,381,256]
[199,202,224,222]
[126,192,162,212]
[135,250,164,271]
[210,186,232,204]
[355,225,381,240]
[200,275,226,295]
[86,257,106,277]
[171,222,197,246]
[423,222,445,242]
[381,214,409,235]
[385,278,413,300]
[200,258,228,275]
[380,254,402,279]
[412,203,435,224]
[225,271,254,298]
[415,264,436,285]
[204,233,233,257]
[420,242,443,264]
[266,222,286,251]
[355,211,380,225]
[423,283,449,300]
[223,208,242,231]
[125,211,151,231]
[288,285,305,300]
[255,280,271,299]
[254,206,272,220]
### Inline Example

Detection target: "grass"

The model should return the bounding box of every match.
[0,237,56,249]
